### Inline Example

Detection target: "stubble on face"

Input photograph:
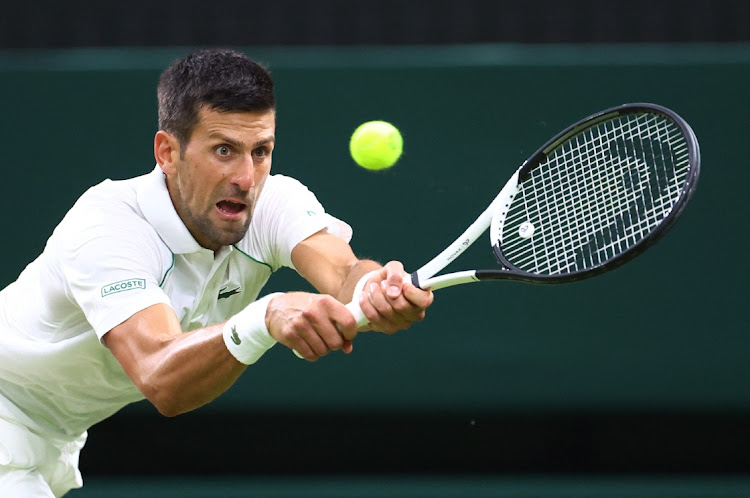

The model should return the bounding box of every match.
[177,174,259,248]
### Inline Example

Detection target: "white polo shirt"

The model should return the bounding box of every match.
[0,166,351,440]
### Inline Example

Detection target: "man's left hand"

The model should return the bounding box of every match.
[355,261,434,334]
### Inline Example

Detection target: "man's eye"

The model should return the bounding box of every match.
[253,147,268,158]
[216,145,231,157]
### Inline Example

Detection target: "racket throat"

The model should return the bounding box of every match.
[474,269,514,282]
[414,270,482,291]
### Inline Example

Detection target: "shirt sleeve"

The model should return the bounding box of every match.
[241,175,353,271]
[60,221,173,340]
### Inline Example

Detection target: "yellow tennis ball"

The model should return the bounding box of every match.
[349,120,403,170]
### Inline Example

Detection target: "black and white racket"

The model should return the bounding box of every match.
[344,102,700,326]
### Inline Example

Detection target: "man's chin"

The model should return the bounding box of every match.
[192,212,252,250]
[191,226,243,251]
[215,226,250,247]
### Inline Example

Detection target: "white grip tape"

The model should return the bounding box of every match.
[345,300,368,328]
[347,270,378,327]
[223,292,283,365]
[293,270,378,359]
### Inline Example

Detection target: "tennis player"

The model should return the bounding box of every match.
[0,48,433,496]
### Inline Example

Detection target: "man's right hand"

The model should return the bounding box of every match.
[265,292,358,361]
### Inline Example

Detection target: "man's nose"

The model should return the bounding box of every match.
[232,155,255,191]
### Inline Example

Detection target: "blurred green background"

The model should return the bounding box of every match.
[1,44,746,416]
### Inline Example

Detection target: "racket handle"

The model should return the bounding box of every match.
[345,299,369,327]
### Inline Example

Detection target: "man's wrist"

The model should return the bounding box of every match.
[223,293,283,365]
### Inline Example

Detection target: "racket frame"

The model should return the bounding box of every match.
[411,103,701,289]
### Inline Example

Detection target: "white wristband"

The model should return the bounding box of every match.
[223,293,283,365]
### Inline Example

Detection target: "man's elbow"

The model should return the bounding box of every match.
[140,382,188,418]
[153,400,183,418]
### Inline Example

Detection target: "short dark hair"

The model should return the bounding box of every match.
[157,48,275,147]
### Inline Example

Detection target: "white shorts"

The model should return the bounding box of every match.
[0,416,86,497]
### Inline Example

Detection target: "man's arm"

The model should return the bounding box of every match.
[103,293,359,416]
[102,304,245,417]
[287,230,434,341]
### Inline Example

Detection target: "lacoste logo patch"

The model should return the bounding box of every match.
[230,325,241,345]
[218,286,241,300]
[101,279,146,297]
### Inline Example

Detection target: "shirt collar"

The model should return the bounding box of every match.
[137,165,204,255]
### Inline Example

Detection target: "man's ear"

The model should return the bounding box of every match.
[154,131,180,175]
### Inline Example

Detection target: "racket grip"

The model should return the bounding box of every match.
[345,299,369,327]
[343,270,377,329]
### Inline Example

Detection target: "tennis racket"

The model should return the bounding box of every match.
[343,102,700,326]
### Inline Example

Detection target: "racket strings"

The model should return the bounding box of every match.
[500,112,691,275]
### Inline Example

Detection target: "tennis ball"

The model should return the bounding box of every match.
[349,120,403,170]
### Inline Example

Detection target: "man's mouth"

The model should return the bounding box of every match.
[216,200,247,217]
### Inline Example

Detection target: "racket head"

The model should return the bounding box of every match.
[488,103,700,283]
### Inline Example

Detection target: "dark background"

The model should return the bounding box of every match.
[3,0,750,47]
[1,0,749,484]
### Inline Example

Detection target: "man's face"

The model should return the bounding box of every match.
[160,107,275,251]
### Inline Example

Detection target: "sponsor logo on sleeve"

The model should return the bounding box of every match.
[101,279,146,297]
